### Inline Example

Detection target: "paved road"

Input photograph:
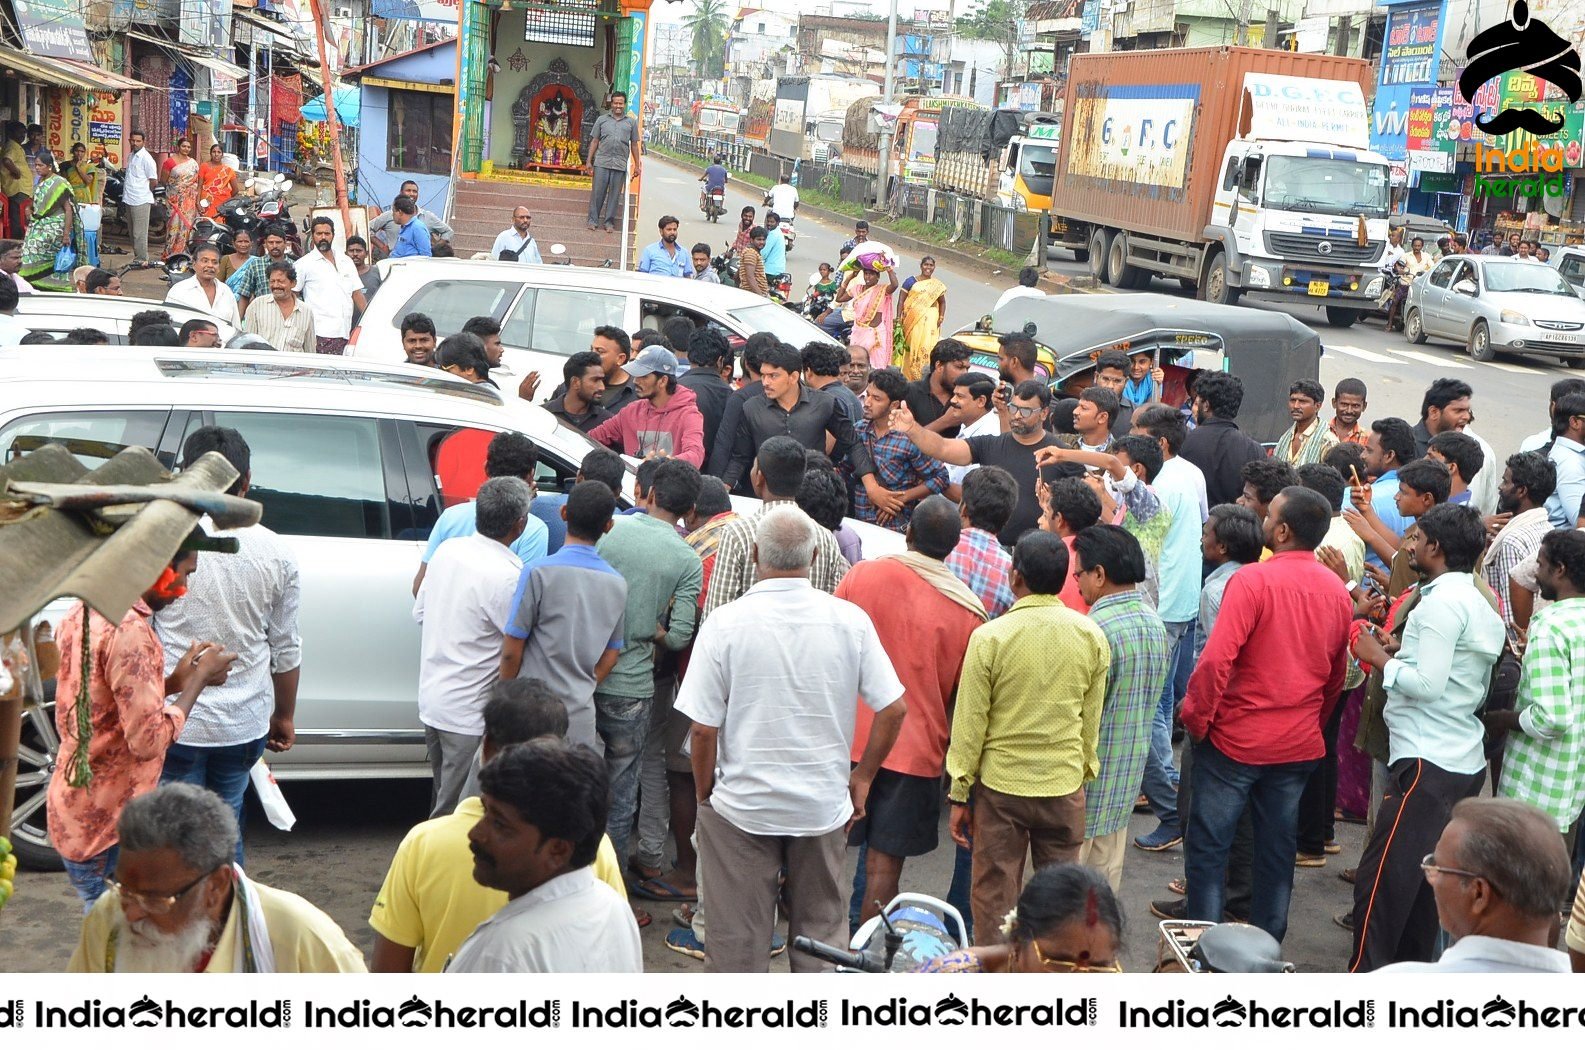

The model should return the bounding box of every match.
[642,155,1569,460]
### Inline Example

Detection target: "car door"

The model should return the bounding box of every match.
[497,285,629,390]
[1418,259,1456,337]
[180,409,424,772]
[1558,251,1585,296]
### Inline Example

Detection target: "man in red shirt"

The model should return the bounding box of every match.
[838,496,986,923]
[1180,485,1352,942]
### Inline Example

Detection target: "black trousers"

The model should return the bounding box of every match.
[1297,697,1346,855]
[1178,734,1252,916]
[1348,756,1484,972]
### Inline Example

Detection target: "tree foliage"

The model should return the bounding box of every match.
[685,0,730,79]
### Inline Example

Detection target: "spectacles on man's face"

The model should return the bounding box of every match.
[1007,404,1041,419]
[1026,938,1122,973]
[1419,853,1481,882]
[109,866,219,915]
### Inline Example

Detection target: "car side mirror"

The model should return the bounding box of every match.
[1453,280,1477,297]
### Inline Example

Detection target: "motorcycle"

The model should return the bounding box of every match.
[101,167,168,247]
[242,173,303,255]
[771,271,794,306]
[779,216,796,253]
[160,252,193,284]
[1156,920,1295,973]
[700,187,726,223]
[794,893,965,973]
[801,284,835,321]
[712,242,741,288]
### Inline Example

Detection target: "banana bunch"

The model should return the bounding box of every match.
[0,835,16,910]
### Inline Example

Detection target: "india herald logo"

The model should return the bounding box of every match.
[1458,0,1582,135]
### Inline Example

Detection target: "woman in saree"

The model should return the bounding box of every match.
[59,143,103,204]
[18,152,84,291]
[898,255,948,381]
[163,136,200,257]
[837,262,898,369]
[200,143,236,219]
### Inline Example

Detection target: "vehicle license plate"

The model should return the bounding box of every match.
[1307,280,1330,297]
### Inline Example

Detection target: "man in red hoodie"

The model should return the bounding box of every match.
[588,346,707,467]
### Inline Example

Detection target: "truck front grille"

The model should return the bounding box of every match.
[1266,233,1383,265]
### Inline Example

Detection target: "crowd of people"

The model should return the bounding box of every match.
[39,270,1585,976]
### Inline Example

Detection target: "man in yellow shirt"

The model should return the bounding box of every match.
[2,122,31,237]
[369,678,627,972]
[69,784,366,972]
[946,530,1110,944]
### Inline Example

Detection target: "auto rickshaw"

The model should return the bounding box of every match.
[951,293,1323,443]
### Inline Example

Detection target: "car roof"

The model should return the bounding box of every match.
[12,292,228,325]
[374,257,773,309]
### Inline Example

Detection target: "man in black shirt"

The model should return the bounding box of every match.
[707,332,774,485]
[536,325,638,416]
[1179,371,1266,506]
[892,379,1060,545]
[721,343,878,496]
[677,327,735,466]
[802,339,862,425]
[542,351,614,433]
[903,337,974,437]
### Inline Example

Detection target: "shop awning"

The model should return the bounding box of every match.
[126,32,249,80]
[0,46,150,92]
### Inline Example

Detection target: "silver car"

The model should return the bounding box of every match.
[1404,256,1585,367]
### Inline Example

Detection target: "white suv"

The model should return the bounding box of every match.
[349,258,835,381]
[11,292,239,344]
[0,347,898,866]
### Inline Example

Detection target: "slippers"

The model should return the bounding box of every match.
[632,877,698,903]
[673,904,695,928]
[632,907,653,929]
[1166,877,1187,896]
[627,858,662,881]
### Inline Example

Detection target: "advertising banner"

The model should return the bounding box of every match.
[1495,71,1585,165]
[14,0,93,61]
[45,88,128,167]
[1243,74,1369,149]
[1371,1,1445,161]
[1066,85,1199,190]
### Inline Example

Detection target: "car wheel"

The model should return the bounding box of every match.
[1468,321,1495,362]
[1106,232,1143,289]
[1405,308,1428,344]
[1566,356,1585,370]
[1199,251,1240,305]
[8,688,63,870]
[1088,229,1111,282]
[1325,306,1360,328]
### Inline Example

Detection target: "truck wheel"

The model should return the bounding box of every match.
[1199,251,1240,305]
[1073,248,1090,264]
[1404,308,1428,345]
[1324,306,1360,328]
[1106,233,1143,289]
[1088,229,1111,282]
[8,689,63,871]
[1468,321,1495,362]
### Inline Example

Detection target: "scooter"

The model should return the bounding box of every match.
[712,242,741,287]
[779,215,796,253]
[793,893,964,973]
[1156,920,1295,973]
[700,187,726,223]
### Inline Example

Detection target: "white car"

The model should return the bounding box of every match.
[349,257,836,382]
[0,347,900,866]
[1405,256,1585,366]
[10,292,239,344]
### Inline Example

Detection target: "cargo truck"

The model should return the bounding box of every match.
[770,75,879,162]
[743,80,775,150]
[933,108,1062,229]
[1051,47,1392,326]
[839,95,976,183]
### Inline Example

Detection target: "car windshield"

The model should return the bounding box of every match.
[1261,156,1390,218]
[1483,263,1578,296]
[729,302,840,346]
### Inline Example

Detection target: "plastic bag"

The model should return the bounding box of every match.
[249,758,296,831]
[54,246,77,273]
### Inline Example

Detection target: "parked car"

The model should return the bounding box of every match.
[349,258,839,383]
[0,347,901,867]
[10,292,239,345]
[1548,244,1585,296]
[1404,256,1585,367]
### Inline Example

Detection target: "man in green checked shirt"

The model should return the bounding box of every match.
[1487,530,1585,836]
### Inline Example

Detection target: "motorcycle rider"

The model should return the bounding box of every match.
[699,154,729,216]
[761,210,788,296]
[767,178,799,223]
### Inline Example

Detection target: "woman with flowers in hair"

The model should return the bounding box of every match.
[918,864,1125,972]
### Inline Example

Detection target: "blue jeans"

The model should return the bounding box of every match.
[63,844,119,913]
[1141,620,1195,832]
[1184,738,1315,942]
[595,693,652,863]
[945,842,974,945]
[161,736,268,866]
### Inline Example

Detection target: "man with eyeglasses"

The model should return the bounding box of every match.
[1378,797,1572,973]
[47,541,237,912]
[69,784,366,972]
[1348,503,1505,971]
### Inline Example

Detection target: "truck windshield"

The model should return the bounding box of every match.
[816,122,843,143]
[909,120,938,162]
[1261,156,1389,218]
[1018,143,1057,197]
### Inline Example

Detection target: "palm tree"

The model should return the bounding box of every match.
[684,0,729,80]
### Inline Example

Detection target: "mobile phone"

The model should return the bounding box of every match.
[1349,464,1364,489]
[999,382,1013,404]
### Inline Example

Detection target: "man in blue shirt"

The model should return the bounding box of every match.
[636,215,687,277]
[700,156,728,211]
[411,431,550,596]
[1346,416,1418,572]
[1543,392,1585,528]
[390,196,432,259]
[760,210,788,279]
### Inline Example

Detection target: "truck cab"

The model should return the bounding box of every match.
[999,121,1061,218]
[1208,137,1392,319]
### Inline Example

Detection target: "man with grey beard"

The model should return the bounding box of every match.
[68,784,366,972]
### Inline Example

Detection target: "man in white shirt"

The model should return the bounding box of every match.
[294,216,367,355]
[123,130,158,267]
[0,279,26,345]
[152,427,302,865]
[413,477,531,818]
[677,506,908,972]
[767,180,799,221]
[446,738,642,973]
[1381,798,1572,973]
[490,206,542,264]
[164,244,239,326]
[945,372,1001,490]
[994,266,1046,312]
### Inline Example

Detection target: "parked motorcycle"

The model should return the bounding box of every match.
[771,271,793,305]
[241,173,303,255]
[161,252,193,283]
[101,166,168,245]
[794,893,964,973]
[712,242,741,287]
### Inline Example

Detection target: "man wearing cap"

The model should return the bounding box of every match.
[587,346,707,467]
